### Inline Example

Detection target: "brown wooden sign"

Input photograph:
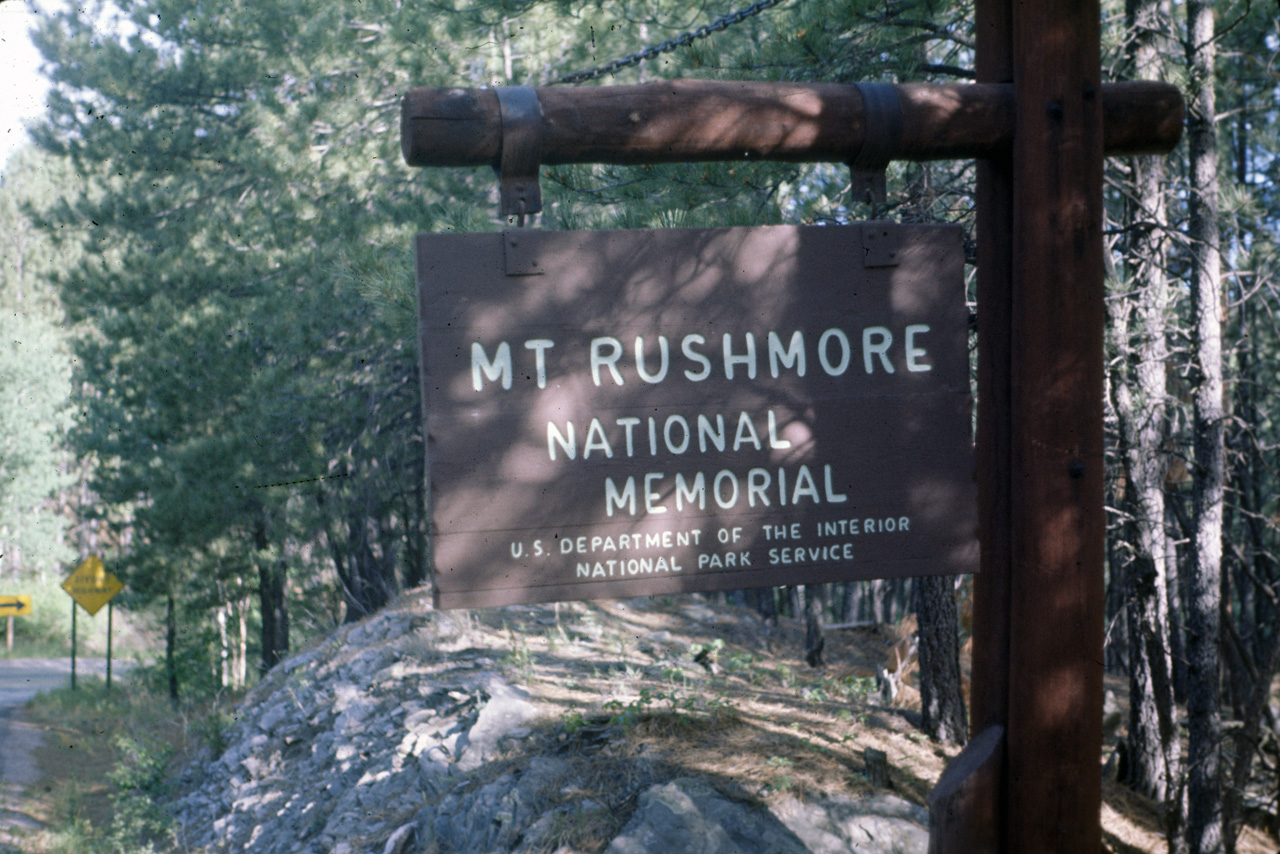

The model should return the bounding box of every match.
[417,223,976,609]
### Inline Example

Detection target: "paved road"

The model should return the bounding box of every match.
[0,658,110,845]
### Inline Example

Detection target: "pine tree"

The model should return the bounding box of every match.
[0,148,76,580]
[1184,0,1224,850]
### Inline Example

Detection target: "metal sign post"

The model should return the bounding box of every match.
[107,601,114,693]
[70,594,77,691]
[62,556,125,693]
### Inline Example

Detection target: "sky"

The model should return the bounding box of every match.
[0,1,50,172]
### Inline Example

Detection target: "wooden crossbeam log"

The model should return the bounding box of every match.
[402,80,1182,168]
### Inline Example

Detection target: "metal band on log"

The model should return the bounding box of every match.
[402,79,1183,168]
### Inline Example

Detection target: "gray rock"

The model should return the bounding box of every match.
[257,701,293,734]
[282,647,322,673]
[605,778,810,854]
[383,821,417,854]
[163,602,935,854]
[455,675,541,772]
[424,757,569,853]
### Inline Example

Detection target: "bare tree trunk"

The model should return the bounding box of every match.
[756,586,778,626]
[255,509,289,672]
[1104,503,1130,672]
[1105,6,1183,838]
[404,456,428,589]
[258,559,289,673]
[236,596,248,689]
[216,604,230,689]
[1224,620,1280,852]
[915,574,967,746]
[1184,2,1224,850]
[1222,293,1280,852]
[787,585,802,620]
[803,584,825,668]
[839,582,856,622]
[1167,501,1188,704]
[166,592,179,706]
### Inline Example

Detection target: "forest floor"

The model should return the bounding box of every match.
[5,592,1279,853]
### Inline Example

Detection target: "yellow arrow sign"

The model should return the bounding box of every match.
[62,556,124,616]
[0,595,32,617]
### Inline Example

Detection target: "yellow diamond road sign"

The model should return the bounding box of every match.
[62,556,124,616]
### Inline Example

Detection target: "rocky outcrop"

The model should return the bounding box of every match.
[169,601,931,853]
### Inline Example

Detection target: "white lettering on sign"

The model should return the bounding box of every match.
[524,339,555,388]
[509,520,913,581]
[469,325,932,391]
[546,408,796,462]
[723,332,756,380]
[471,341,512,390]
[575,556,684,577]
[815,516,911,535]
[420,224,976,610]
[635,335,669,383]
[591,337,626,386]
[768,331,806,377]
[863,326,894,374]
[558,529,704,554]
[818,328,850,375]
[769,542,857,565]
[603,464,849,518]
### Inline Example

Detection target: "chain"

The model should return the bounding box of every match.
[550,0,790,86]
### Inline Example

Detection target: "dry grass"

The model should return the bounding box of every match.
[430,595,955,852]
[12,678,212,853]
[437,594,1280,854]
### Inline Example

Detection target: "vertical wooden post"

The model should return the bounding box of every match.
[964,0,1106,850]
[958,3,1015,849]
[5,615,12,653]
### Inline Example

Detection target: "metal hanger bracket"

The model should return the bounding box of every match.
[849,82,903,212]
[495,86,544,224]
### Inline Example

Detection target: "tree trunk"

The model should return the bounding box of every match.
[1167,501,1188,704]
[255,508,289,672]
[1223,625,1280,852]
[870,579,887,624]
[1222,292,1280,853]
[236,596,248,689]
[1106,4,1183,827]
[216,604,229,689]
[258,558,289,674]
[403,462,428,589]
[1184,2,1224,850]
[839,582,856,622]
[915,574,967,746]
[787,585,802,620]
[756,586,778,626]
[166,592,179,706]
[1104,519,1129,672]
[803,584,825,668]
